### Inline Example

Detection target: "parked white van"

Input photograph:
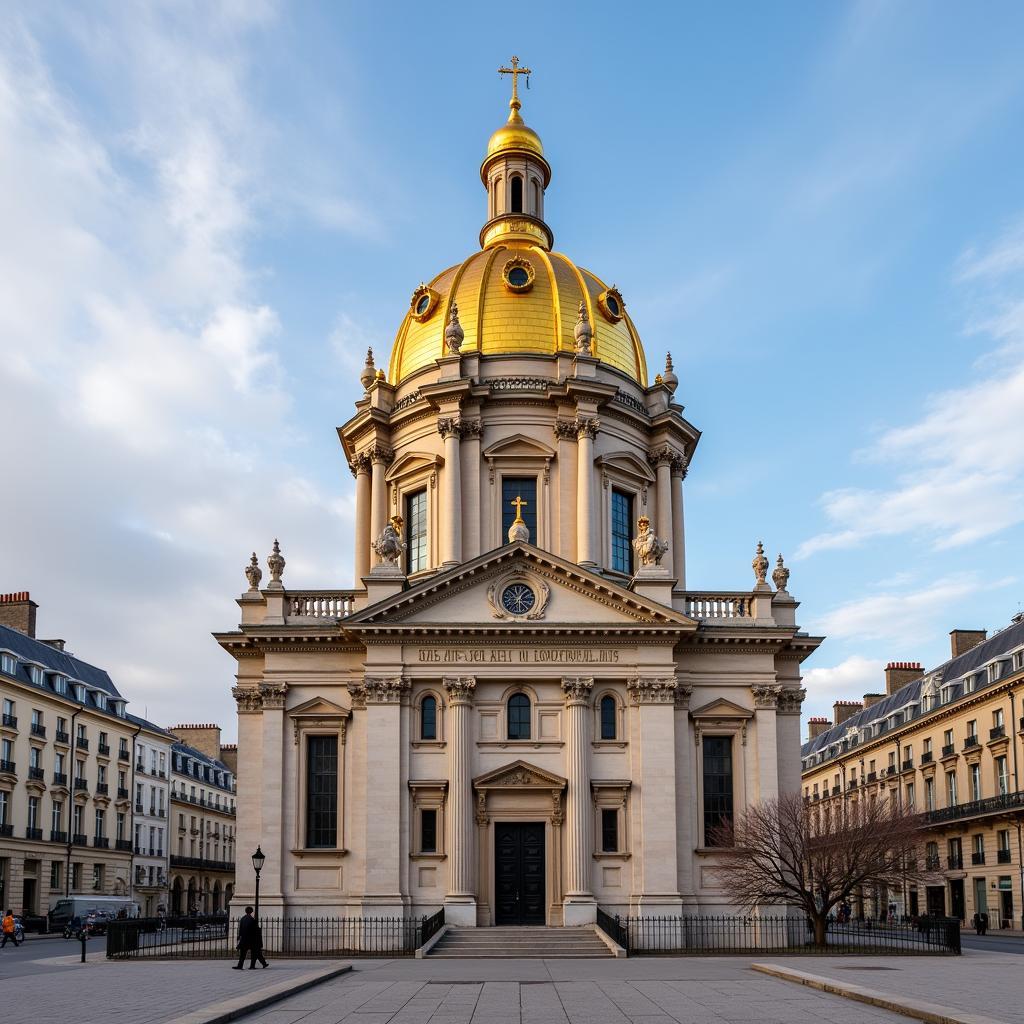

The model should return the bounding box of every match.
[48,895,141,931]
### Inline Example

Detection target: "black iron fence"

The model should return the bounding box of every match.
[107,912,443,960]
[596,913,960,956]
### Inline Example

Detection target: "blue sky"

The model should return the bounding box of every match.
[3,2,1024,738]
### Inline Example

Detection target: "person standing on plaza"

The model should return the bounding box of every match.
[232,906,268,969]
[1,909,19,948]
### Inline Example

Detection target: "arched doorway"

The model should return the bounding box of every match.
[186,877,197,915]
[212,881,222,913]
[171,876,184,915]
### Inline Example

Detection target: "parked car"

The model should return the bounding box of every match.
[84,909,113,936]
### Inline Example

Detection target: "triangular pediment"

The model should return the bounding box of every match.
[690,697,753,720]
[288,696,351,720]
[343,542,697,633]
[482,433,556,460]
[386,451,442,482]
[473,759,567,791]
[595,451,656,484]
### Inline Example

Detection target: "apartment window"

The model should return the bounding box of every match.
[507,693,531,740]
[903,744,912,761]
[998,830,1011,855]
[1,738,11,763]
[996,756,1009,795]
[501,476,537,543]
[405,489,428,574]
[948,837,962,866]
[1,790,10,826]
[994,708,1005,729]
[610,489,634,575]
[117,812,126,841]
[420,808,437,853]
[702,736,733,845]
[600,696,617,740]
[27,796,39,831]
[967,720,977,740]
[94,810,104,838]
[0,653,15,675]
[923,738,932,754]
[305,735,338,848]
[49,862,61,889]
[72,863,82,890]
[92,864,103,891]
[905,782,915,808]
[29,747,40,770]
[72,805,83,836]
[970,763,982,802]
[601,808,619,852]
[888,752,895,768]
[31,709,42,729]
[943,729,954,747]
[57,717,67,736]
[119,738,128,756]
[99,731,107,749]
[924,776,934,811]
[973,834,985,857]
[420,696,437,741]
[76,723,86,743]
[947,770,958,806]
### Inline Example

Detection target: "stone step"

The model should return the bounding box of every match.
[427,926,614,958]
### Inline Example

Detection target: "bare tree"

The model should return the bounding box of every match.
[709,792,924,946]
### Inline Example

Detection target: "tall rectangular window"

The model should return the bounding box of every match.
[601,808,619,852]
[421,809,437,853]
[405,489,428,574]
[702,736,733,845]
[501,476,537,544]
[610,489,634,575]
[305,735,338,849]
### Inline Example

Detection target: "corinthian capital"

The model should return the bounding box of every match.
[364,675,411,704]
[349,452,372,477]
[260,683,287,710]
[627,676,677,705]
[751,684,783,709]
[368,443,394,466]
[437,417,463,440]
[561,676,594,705]
[443,676,476,704]
[232,686,263,714]
[575,417,600,440]
[776,687,806,714]
[647,444,678,468]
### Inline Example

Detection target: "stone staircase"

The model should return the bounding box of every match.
[426,925,615,958]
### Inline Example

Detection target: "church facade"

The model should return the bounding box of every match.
[217,63,821,927]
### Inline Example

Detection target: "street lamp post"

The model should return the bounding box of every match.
[251,845,265,924]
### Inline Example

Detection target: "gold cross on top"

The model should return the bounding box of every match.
[510,494,528,522]
[499,55,531,109]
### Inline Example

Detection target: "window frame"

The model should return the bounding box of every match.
[409,780,447,859]
[591,780,630,858]
[304,733,340,850]
[506,692,532,741]
[701,734,735,847]
[405,488,429,575]
[413,691,444,746]
[609,488,635,576]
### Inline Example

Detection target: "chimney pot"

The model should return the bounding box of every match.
[0,592,38,638]
[884,661,923,695]
[832,700,863,727]
[949,629,987,659]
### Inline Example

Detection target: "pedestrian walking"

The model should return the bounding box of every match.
[232,906,268,970]
[1,909,19,948]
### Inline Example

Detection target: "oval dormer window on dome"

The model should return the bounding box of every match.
[502,256,535,294]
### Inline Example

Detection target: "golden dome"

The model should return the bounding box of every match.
[388,241,648,386]
[486,110,544,161]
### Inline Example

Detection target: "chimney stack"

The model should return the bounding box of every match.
[863,693,886,709]
[885,661,923,696]
[808,717,830,740]
[0,592,37,638]
[168,723,223,762]
[833,700,863,727]
[949,629,987,659]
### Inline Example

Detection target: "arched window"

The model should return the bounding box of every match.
[533,179,541,215]
[421,696,437,741]
[507,693,531,740]
[510,175,523,213]
[600,696,617,740]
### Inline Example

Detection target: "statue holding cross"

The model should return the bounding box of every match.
[508,494,530,544]
[498,56,531,119]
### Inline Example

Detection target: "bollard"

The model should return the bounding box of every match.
[79,929,87,963]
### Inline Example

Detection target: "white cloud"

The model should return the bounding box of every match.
[0,7,354,739]
[798,218,1024,559]
[802,655,886,722]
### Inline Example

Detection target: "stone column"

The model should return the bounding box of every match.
[627,676,683,916]
[576,418,599,567]
[438,418,463,566]
[671,456,687,589]
[775,687,806,795]
[752,685,782,804]
[461,421,482,560]
[360,676,409,915]
[230,686,264,912]
[258,683,287,910]
[562,676,596,924]
[369,444,393,550]
[353,454,372,582]
[443,676,477,925]
[649,446,675,577]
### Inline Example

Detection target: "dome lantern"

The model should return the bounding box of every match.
[480,56,553,251]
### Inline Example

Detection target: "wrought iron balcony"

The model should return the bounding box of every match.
[998,849,1012,864]
[848,779,859,790]
[115,838,132,851]
[31,723,46,738]
[26,827,42,840]
[972,851,985,865]
[867,771,877,782]
[831,785,841,796]
[0,823,11,837]
[169,854,235,871]
[118,749,130,761]
[117,786,129,799]
[964,735,980,750]
[902,759,914,771]
[52,772,67,786]
[96,783,108,795]
[947,854,963,870]
[28,766,44,781]
[135,803,144,813]
[50,829,67,843]
[98,743,110,755]
[924,789,1024,825]
[920,751,934,765]
[55,730,70,744]
[941,743,956,757]
[2,713,17,728]
[73,778,88,791]
[990,725,1006,741]
[0,760,15,774]
[72,833,88,846]
[925,854,941,870]
[93,836,109,848]
[75,737,89,750]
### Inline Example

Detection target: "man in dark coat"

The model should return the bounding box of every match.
[233,907,268,969]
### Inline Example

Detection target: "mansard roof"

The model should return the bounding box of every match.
[0,622,122,697]
[802,616,1024,761]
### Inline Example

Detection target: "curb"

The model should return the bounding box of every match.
[160,964,352,1024]
[752,963,1004,1024]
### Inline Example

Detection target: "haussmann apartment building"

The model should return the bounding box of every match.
[802,613,1024,928]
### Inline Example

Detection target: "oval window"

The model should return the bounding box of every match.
[415,293,431,315]
[507,266,530,288]
[605,294,620,317]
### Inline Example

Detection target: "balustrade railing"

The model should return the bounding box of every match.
[682,593,752,620]
[287,591,357,620]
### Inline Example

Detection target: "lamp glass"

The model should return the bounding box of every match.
[251,846,265,873]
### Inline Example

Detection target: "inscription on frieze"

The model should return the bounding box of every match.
[414,647,629,665]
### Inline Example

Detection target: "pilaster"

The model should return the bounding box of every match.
[752,684,781,803]
[561,676,596,924]
[575,418,599,567]
[368,444,394,548]
[443,675,477,925]
[438,418,463,566]
[352,454,372,584]
[258,683,287,910]
[231,686,263,911]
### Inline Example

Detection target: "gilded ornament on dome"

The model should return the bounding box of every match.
[573,301,592,356]
[409,284,440,323]
[501,255,536,293]
[597,286,625,323]
[444,302,464,353]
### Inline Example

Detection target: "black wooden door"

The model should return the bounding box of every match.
[494,821,546,925]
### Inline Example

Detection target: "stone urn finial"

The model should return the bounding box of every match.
[772,553,790,593]
[359,347,376,391]
[752,541,769,586]
[574,301,593,356]
[267,539,286,589]
[444,302,464,354]
[244,552,262,592]
[662,352,678,393]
